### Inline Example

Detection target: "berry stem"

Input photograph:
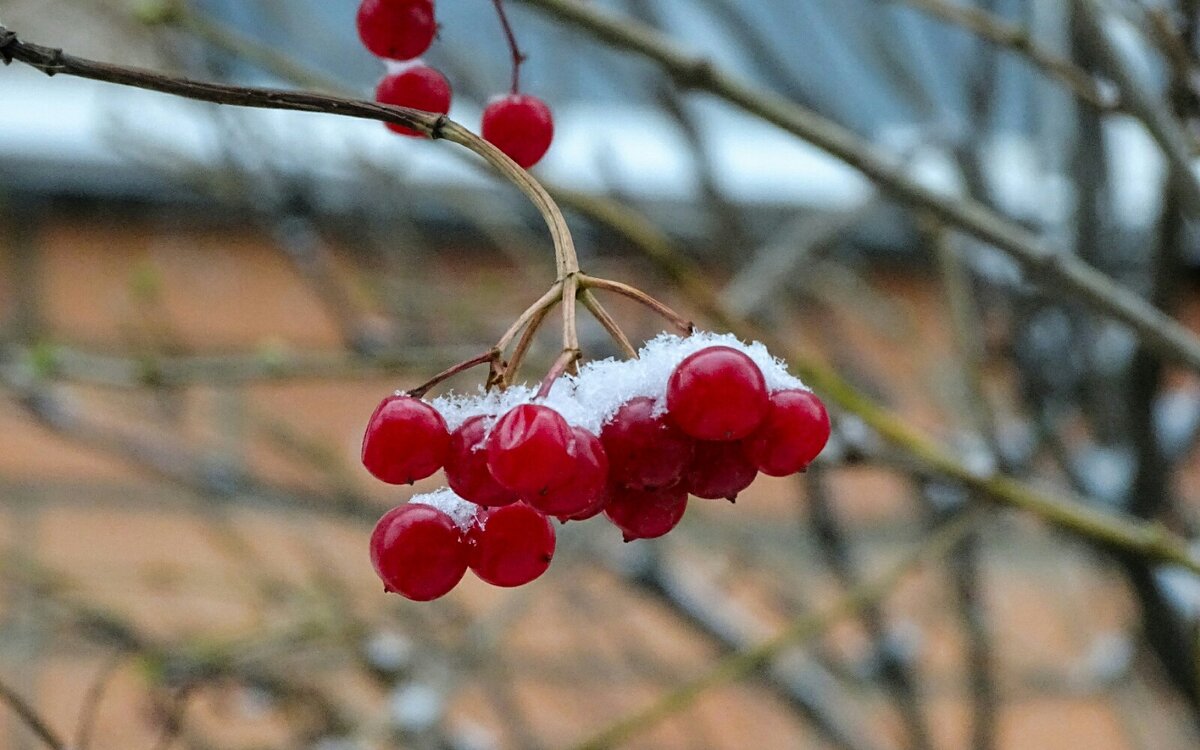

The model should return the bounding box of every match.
[536,347,580,399]
[561,273,580,357]
[490,0,526,94]
[579,274,694,334]
[405,350,499,398]
[494,281,564,354]
[503,303,553,387]
[534,273,582,397]
[580,290,637,358]
[440,121,579,277]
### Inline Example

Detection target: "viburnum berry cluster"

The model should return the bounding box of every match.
[356,0,556,168]
[366,333,831,601]
[351,16,829,601]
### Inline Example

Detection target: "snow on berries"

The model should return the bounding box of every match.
[363,332,831,601]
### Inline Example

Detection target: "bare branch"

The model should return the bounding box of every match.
[569,507,983,750]
[512,0,1200,375]
[0,676,65,750]
[882,0,1117,111]
[548,187,1200,575]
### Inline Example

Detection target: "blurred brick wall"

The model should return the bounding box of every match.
[2,210,1199,749]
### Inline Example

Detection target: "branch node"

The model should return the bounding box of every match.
[0,28,17,65]
[672,57,715,89]
[430,113,449,140]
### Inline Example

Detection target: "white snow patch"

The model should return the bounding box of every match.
[409,488,480,531]
[427,331,806,434]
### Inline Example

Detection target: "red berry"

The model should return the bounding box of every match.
[667,346,769,441]
[468,503,556,587]
[481,95,554,169]
[533,427,608,516]
[356,0,437,61]
[445,416,519,507]
[557,489,607,523]
[376,64,452,136]
[600,397,694,490]
[605,484,688,541]
[684,440,758,500]
[370,503,468,601]
[361,395,449,484]
[486,404,577,498]
[744,389,830,476]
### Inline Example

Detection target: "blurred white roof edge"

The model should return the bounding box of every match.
[0,67,1167,231]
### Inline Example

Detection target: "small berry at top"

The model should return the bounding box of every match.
[357,0,438,61]
[482,94,554,169]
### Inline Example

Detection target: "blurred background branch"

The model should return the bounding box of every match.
[3,0,1200,748]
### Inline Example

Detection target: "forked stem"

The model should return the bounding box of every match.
[504,303,553,387]
[581,290,637,358]
[580,274,693,334]
[537,347,581,398]
[495,281,565,354]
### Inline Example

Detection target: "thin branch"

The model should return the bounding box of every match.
[0,24,579,279]
[74,651,126,750]
[0,676,65,750]
[806,467,935,750]
[7,342,480,387]
[406,350,499,398]
[569,506,983,750]
[511,0,1200,375]
[490,0,527,94]
[1073,0,1200,215]
[882,0,1117,111]
[505,304,553,386]
[624,547,885,750]
[546,187,1200,576]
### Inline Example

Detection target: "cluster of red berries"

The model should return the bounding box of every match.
[365,340,831,601]
[356,0,556,168]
